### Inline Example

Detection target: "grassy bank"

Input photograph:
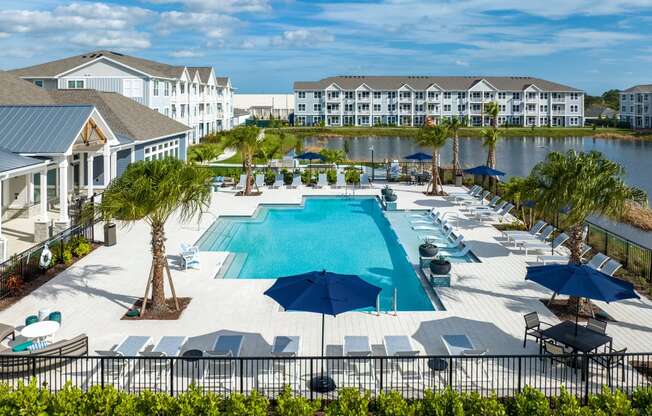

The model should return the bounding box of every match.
[275,126,652,139]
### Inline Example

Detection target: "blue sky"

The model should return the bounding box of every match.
[1,0,651,94]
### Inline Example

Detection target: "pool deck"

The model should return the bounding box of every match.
[0,183,651,358]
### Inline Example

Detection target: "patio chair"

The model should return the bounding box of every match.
[542,341,576,379]
[335,173,346,188]
[487,196,500,207]
[477,190,491,203]
[180,243,200,270]
[0,324,15,343]
[202,351,236,392]
[523,312,552,351]
[256,350,301,394]
[235,174,247,189]
[347,351,376,391]
[586,318,607,335]
[315,173,327,188]
[272,174,284,188]
[255,174,264,189]
[95,350,129,389]
[536,243,591,265]
[589,347,627,387]
[288,176,301,189]
[502,220,547,239]
[438,234,464,250]
[600,259,622,276]
[586,253,610,270]
[519,232,569,256]
[359,173,370,187]
[132,352,170,392]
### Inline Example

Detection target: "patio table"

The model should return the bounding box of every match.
[153,336,187,357]
[272,336,300,356]
[540,321,612,353]
[213,335,244,357]
[116,336,152,356]
[21,321,60,342]
[344,336,371,355]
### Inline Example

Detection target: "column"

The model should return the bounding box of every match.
[130,146,136,163]
[0,179,5,262]
[87,154,94,198]
[79,153,85,193]
[103,145,111,187]
[27,174,34,205]
[111,151,117,179]
[34,168,50,242]
[54,157,70,232]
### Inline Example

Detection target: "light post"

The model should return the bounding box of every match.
[369,145,375,181]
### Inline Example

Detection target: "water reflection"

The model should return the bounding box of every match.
[303,135,652,197]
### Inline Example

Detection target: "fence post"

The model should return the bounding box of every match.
[583,356,590,405]
[100,358,104,388]
[31,357,36,380]
[448,357,453,389]
[379,358,384,393]
[309,359,314,401]
[169,358,174,396]
[239,359,244,393]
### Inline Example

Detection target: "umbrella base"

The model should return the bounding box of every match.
[310,375,336,393]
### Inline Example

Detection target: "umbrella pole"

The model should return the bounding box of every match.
[575,298,580,336]
[321,313,325,373]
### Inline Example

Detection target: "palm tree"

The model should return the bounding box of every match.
[99,158,212,315]
[484,101,500,129]
[529,150,645,310]
[482,128,500,169]
[319,148,346,165]
[226,125,261,195]
[443,116,465,176]
[415,124,450,195]
[188,144,220,164]
[499,176,538,228]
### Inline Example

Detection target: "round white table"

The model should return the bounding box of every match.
[21,321,60,342]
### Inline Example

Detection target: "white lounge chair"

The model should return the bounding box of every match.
[440,233,465,250]
[409,208,438,219]
[536,243,591,265]
[412,221,448,231]
[235,174,247,189]
[600,259,622,276]
[272,174,284,188]
[487,196,501,207]
[288,175,301,189]
[586,252,609,270]
[508,225,555,246]
[335,173,346,188]
[419,227,455,244]
[359,173,370,187]
[316,173,327,188]
[502,220,547,239]
[520,232,569,256]
[439,245,472,258]
[255,174,264,189]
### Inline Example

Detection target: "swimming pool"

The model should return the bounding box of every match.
[199,197,462,311]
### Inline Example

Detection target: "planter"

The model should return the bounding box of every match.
[385,193,397,202]
[381,187,393,197]
[419,243,438,258]
[429,258,452,275]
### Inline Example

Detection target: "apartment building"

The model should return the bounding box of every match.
[10,50,235,142]
[294,76,584,127]
[619,85,652,129]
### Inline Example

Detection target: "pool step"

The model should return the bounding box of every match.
[218,251,248,279]
[203,221,240,250]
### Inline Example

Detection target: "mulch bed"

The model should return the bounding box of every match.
[235,191,263,196]
[0,243,100,311]
[121,297,191,320]
[540,298,614,322]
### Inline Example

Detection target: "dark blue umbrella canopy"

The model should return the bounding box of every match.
[463,165,506,176]
[405,152,432,161]
[525,264,639,303]
[264,270,382,316]
[295,152,325,161]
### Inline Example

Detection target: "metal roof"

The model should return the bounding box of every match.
[0,105,94,154]
[0,148,46,174]
[294,75,582,92]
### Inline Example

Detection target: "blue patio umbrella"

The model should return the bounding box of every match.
[526,264,639,333]
[264,270,381,392]
[405,152,432,161]
[295,152,325,161]
[463,165,506,176]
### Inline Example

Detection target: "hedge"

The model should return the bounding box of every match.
[2,381,652,415]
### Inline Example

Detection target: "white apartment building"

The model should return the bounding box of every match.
[294,76,584,127]
[10,50,235,143]
[619,85,652,129]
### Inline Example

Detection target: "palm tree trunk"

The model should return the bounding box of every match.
[432,150,441,195]
[567,223,587,313]
[452,133,460,176]
[150,221,168,313]
[244,153,252,195]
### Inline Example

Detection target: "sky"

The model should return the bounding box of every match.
[1,0,651,94]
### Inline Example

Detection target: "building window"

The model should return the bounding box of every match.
[298,91,306,99]
[443,92,451,99]
[513,93,521,100]
[387,91,396,99]
[314,103,322,111]
[357,91,370,99]
[570,93,579,100]
[144,139,180,161]
[345,91,355,99]
[373,104,381,111]
[415,92,424,100]
[345,104,354,112]
[388,104,396,112]
[427,91,438,100]
[540,93,548,99]
[164,82,170,96]
[328,91,340,99]
[512,104,521,112]
[443,104,451,112]
[34,80,44,88]
[400,91,411,99]
[153,80,160,96]
[67,80,84,89]
[373,92,382,99]
[313,91,322,99]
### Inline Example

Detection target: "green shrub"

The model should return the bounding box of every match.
[301,170,315,185]
[586,386,636,416]
[264,170,276,186]
[419,388,464,416]
[345,169,360,184]
[374,390,416,416]
[50,241,73,266]
[462,392,506,416]
[79,385,134,415]
[134,389,177,415]
[633,386,652,415]
[49,382,85,415]
[4,379,51,415]
[551,387,586,416]
[283,171,293,185]
[276,386,321,416]
[510,386,550,416]
[326,388,370,416]
[223,391,268,416]
[176,385,221,415]
[71,238,92,257]
[326,169,337,185]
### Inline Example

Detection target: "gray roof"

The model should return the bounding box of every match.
[188,67,213,84]
[622,85,652,93]
[0,105,94,154]
[10,50,185,80]
[216,77,230,87]
[294,75,582,92]
[48,90,191,142]
[585,105,617,118]
[0,71,55,105]
[0,148,47,174]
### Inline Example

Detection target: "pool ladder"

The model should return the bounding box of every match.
[376,288,398,316]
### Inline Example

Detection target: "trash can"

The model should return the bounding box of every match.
[104,222,117,246]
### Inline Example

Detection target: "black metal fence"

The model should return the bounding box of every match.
[0,219,96,300]
[587,223,652,281]
[1,352,650,401]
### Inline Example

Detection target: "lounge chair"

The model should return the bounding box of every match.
[410,210,442,224]
[440,233,465,249]
[359,173,370,187]
[180,243,200,270]
[412,221,448,231]
[600,259,622,276]
[419,226,455,244]
[491,202,515,221]
[383,336,422,392]
[344,336,375,391]
[508,225,555,247]
[272,174,284,188]
[315,173,327,188]
[95,349,129,389]
[235,174,247,189]
[409,208,438,218]
[0,324,15,343]
[502,220,547,239]
[202,351,236,392]
[439,245,471,258]
[256,336,302,394]
[586,252,609,270]
[476,190,491,203]
[255,174,264,189]
[487,196,501,207]
[519,232,569,256]
[335,173,346,188]
[536,243,591,265]
[288,176,301,189]
[132,352,171,392]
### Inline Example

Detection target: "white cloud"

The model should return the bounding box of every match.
[270,29,335,47]
[169,49,204,58]
[147,0,270,13]
[455,60,469,67]
[157,11,242,38]
[69,31,151,50]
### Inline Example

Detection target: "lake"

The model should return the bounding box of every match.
[303,135,652,198]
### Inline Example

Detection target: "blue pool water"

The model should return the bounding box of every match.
[199,197,462,311]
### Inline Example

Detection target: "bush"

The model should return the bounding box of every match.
[551,387,586,416]
[50,241,73,266]
[326,169,337,185]
[510,386,550,416]
[374,390,416,416]
[276,386,321,416]
[301,170,315,185]
[586,386,636,416]
[264,170,276,186]
[345,169,360,185]
[462,392,506,416]
[419,388,464,416]
[69,236,92,258]
[633,387,652,416]
[283,170,294,185]
[326,388,370,416]
[224,391,269,416]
